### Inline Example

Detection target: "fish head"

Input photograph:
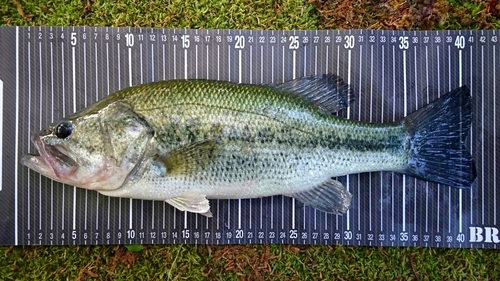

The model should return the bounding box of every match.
[21,101,154,191]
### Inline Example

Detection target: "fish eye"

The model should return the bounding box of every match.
[55,121,73,139]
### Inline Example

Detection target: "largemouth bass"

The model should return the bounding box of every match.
[22,74,476,216]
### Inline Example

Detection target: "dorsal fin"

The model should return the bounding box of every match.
[274,74,355,114]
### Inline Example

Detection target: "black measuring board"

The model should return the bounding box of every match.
[0,27,498,248]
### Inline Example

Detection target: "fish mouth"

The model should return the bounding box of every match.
[21,136,77,180]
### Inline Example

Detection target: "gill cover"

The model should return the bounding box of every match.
[90,101,154,190]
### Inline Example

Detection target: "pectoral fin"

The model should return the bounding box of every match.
[155,139,218,176]
[165,193,213,217]
[291,179,352,214]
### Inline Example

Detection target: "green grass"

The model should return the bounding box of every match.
[2,245,499,280]
[2,0,500,280]
[3,0,318,29]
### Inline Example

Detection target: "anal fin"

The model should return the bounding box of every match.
[291,179,352,214]
[165,193,213,217]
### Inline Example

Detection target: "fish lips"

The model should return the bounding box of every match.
[22,135,77,180]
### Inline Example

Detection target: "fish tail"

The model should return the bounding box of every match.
[403,86,476,188]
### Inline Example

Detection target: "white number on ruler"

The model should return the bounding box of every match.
[399,36,409,49]
[181,35,190,48]
[289,36,299,49]
[127,229,136,239]
[344,35,355,49]
[125,33,134,47]
[400,232,408,241]
[235,35,245,49]
[70,32,77,46]
[454,35,465,49]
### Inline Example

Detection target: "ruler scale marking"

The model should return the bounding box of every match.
[380,40,385,236]
[71,35,77,233]
[448,43,452,238]
[436,41,440,238]
[481,42,485,226]
[358,39,363,235]
[425,31,429,237]
[83,36,88,235]
[494,36,497,226]
[38,38,43,233]
[402,34,407,235]
[469,32,473,230]
[369,40,373,234]
[27,39,31,235]
[413,35,417,235]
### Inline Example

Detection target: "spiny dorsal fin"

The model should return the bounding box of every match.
[291,178,352,214]
[156,139,218,176]
[274,74,355,114]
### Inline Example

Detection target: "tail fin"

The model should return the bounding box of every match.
[403,86,476,188]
